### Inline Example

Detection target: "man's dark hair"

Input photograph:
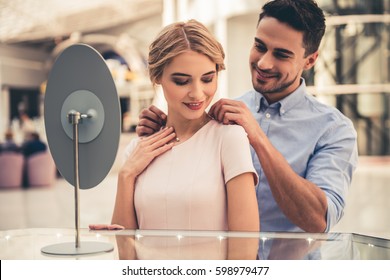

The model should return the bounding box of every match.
[258,0,326,56]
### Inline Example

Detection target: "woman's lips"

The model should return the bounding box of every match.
[184,101,204,110]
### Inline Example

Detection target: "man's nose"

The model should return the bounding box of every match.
[257,51,274,70]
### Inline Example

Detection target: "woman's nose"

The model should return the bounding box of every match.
[188,82,204,99]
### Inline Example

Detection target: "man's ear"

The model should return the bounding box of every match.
[304,51,319,70]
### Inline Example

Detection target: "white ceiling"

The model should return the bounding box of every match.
[0,0,162,44]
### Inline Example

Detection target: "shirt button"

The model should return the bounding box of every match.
[265,113,271,119]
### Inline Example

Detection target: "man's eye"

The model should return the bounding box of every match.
[274,52,289,59]
[255,43,266,52]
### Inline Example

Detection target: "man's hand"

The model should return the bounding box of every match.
[136,105,167,136]
[209,98,261,145]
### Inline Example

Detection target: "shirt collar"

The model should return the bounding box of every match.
[256,78,307,115]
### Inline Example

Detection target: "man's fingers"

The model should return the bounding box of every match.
[208,102,217,117]
[136,125,154,137]
[223,112,239,125]
[209,99,234,122]
[135,116,170,138]
[210,99,246,123]
[209,103,223,121]
[139,110,161,125]
[139,118,163,132]
[148,105,167,121]
[136,107,166,137]
[139,106,166,125]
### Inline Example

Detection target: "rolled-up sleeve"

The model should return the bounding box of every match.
[306,120,358,232]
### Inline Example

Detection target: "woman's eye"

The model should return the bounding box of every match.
[173,79,189,85]
[202,75,214,83]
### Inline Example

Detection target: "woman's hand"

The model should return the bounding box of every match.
[89,224,125,230]
[120,127,176,179]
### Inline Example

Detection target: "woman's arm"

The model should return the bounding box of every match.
[111,127,176,228]
[227,237,259,260]
[226,172,259,259]
[226,172,259,232]
[116,235,137,260]
[111,173,138,228]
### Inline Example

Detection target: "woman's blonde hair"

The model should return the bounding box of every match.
[148,19,225,85]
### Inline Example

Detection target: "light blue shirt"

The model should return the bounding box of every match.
[236,79,358,232]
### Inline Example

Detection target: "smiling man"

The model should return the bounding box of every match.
[209,0,358,233]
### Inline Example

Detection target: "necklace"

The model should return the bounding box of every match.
[174,114,212,142]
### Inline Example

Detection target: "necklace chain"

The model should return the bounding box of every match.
[175,114,212,142]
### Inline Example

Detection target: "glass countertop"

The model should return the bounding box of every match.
[1,228,389,260]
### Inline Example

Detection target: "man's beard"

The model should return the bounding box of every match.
[253,72,299,95]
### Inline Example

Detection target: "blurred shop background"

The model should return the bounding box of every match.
[0,0,389,237]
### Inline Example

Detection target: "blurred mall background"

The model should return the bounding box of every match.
[0,0,389,237]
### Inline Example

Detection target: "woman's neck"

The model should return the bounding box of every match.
[165,113,211,143]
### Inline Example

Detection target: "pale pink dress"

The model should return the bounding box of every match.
[124,120,258,231]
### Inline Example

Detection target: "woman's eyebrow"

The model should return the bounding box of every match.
[171,72,190,77]
[171,70,216,77]
[202,71,216,76]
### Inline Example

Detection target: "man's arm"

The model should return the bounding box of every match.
[250,130,328,232]
[209,98,327,232]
